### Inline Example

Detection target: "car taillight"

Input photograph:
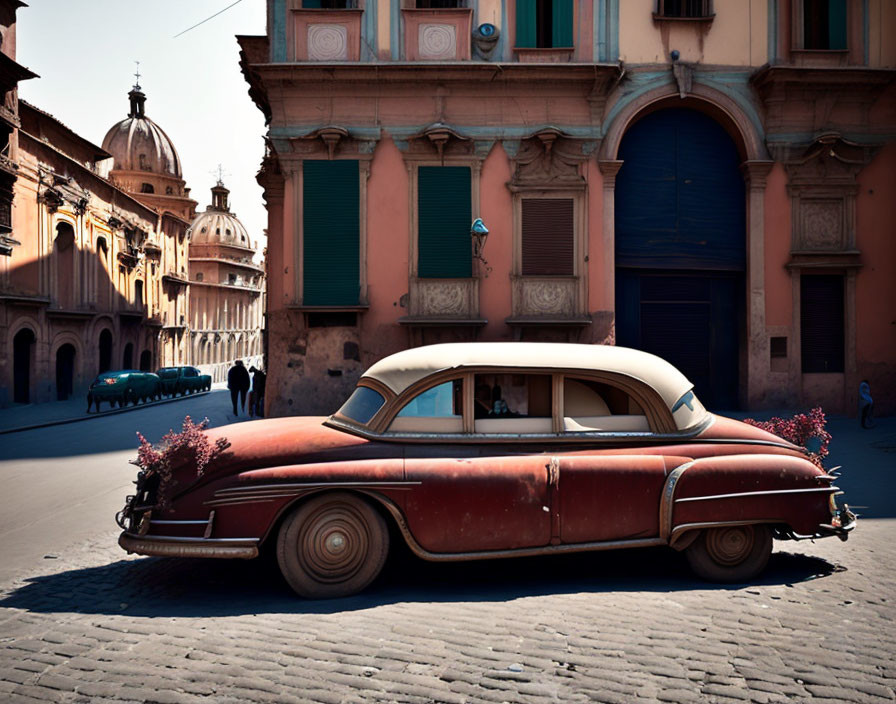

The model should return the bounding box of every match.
[104,378,117,385]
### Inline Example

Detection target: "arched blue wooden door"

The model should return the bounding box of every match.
[615,108,745,409]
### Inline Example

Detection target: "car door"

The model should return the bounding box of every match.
[557,454,671,543]
[556,375,676,543]
[389,377,551,554]
[403,453,552,554]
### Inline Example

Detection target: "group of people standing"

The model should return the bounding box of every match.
[227,360,266,417]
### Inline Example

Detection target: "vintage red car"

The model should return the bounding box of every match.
[117,342,854,598]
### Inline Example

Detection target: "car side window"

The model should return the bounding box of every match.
[388,379,463,433]
[472,373,553,434]
[562,377,649,433]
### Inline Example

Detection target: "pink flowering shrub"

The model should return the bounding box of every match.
[743,407,831,468]
[134,416,229,510]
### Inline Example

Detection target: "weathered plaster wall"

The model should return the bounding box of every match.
[619,0,767,66]
[478,141,513,342]
[764,163,791,330]
[364,134,411,362]
[584,158,612,343]
[855,143,896,413]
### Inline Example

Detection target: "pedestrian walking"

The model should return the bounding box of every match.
[252,367,266,417]
[859,379,875,429]
[227,360,250,415]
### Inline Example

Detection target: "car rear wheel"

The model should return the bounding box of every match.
[276,492,389,599]
[685,524,772,583]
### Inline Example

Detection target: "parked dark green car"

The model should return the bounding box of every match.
[156,366,212,397]
[87,370,162,412]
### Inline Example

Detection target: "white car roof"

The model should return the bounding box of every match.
[363,342,694,410]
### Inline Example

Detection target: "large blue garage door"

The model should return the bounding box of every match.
[615,108,745,409]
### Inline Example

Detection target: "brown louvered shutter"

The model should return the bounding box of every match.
[521,198,574,275]
[801,274,845,373]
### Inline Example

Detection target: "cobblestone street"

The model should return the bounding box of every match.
[0,517,893,703]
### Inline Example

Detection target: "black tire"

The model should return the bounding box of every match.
[685,524,772,583]
[128,390,138,406]
[276,492,389,599]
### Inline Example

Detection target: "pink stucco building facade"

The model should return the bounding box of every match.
[240,0,895,417]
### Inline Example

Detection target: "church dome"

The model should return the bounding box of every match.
[189,181,252,248]
[102,86,182,178]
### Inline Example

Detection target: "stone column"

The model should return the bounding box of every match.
[740,160,774,409]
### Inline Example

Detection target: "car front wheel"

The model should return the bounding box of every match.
[685,524,772,583]
[276,492,389,599]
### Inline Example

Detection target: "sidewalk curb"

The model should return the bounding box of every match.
[0,391,213,436]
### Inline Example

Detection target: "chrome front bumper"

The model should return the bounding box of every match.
[118,532,259,559]
[818,506,858,542]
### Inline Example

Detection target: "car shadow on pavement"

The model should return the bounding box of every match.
[0,546,843,617]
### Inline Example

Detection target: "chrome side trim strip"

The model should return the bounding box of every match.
[137,534,259,543]
[675,487,837,503]
[150,519,209,525]
[213,481,421,496]
[668,520,770,543]
[659,460,696,542]
[207,481,423,508]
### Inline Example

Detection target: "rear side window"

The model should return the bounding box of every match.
[338,386,385,425]
[562,377,649,433]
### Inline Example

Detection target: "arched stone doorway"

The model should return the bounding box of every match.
[56,343,76,400]
[98,329,113,373]
[614,108,745,409]
[123,342,134,370]
[139,350,152,371]
[13,328,35,404]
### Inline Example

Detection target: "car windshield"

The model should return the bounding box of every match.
[337,386,386,425]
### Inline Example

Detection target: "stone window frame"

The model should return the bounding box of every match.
[508,186,588,320]
[406,158,481,282]
[282,130,375,312]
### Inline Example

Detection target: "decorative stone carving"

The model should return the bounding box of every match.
[800,199,843,250]
[509,131,588,191]
[409,278,479,318]
[782,134,875,260]
[308,24,348,61]
[398,122,474,160]
[672,62,694,98]
[513,277,577,317]
[419,24,457,60]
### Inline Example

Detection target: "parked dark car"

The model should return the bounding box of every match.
[118,343,854,599]
[156,366,212,397]
[88,370,161,412]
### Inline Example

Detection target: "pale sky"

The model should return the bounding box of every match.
[16,0,268,253]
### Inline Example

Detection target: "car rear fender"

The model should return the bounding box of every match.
[663,454,838,541]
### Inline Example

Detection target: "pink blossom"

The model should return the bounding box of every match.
[743,407,831,468]
[133,416,230,510]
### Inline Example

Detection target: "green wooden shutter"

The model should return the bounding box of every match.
[303,160,359,305]
[827,0,847,50]
[551,0,574,48]
[418,166,471,279]
[516,0,536,48]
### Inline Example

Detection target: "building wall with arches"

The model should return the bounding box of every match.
[246,0,895,417]
[0,102,183,406]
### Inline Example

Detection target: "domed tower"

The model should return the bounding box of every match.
[188,180,265,382]
[102,84,196,221]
